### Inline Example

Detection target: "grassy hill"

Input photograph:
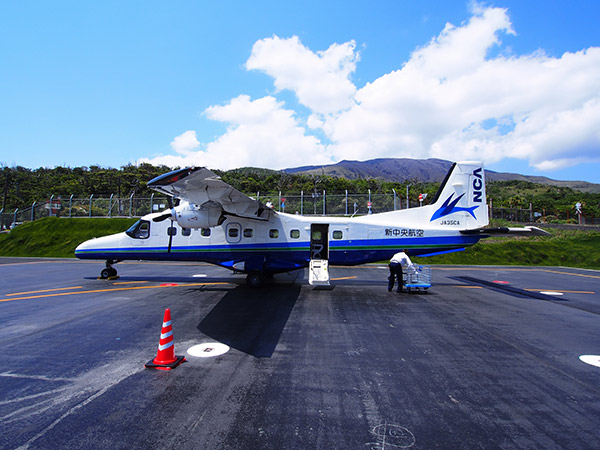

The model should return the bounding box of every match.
[0,217,599,269]
[0,217,136,258]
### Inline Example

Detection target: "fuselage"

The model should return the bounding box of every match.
[75,209,481,274]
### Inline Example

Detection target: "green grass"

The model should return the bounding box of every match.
[1,217,599,269]
[413,228,600,269]
[0,217,136,258]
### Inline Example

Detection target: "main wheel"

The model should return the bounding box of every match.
[246,271,263,288]
[100,267,118,279]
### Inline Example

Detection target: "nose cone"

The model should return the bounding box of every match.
[75,233,124,259]
[75,238,94,258]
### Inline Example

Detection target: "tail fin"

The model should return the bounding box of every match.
[428,162,488,229]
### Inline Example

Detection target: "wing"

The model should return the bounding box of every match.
[147,167,273,221]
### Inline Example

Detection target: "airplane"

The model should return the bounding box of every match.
[74,161,548,286]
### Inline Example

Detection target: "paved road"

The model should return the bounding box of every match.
[1,258,599,449]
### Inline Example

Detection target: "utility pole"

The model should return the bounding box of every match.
[2,169,9,210]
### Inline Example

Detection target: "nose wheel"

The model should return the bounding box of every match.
[100,260,119,279]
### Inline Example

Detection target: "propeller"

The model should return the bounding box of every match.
[152,196,176,222]
[152,211,173,222]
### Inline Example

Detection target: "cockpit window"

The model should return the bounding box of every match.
[126,220,150,239]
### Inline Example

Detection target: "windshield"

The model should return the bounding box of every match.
[126,220,150,239]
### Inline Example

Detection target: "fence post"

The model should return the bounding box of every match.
[392,189,396,211]
[529,203,533,223]
[323,190,326,216]
[69,194,73,218]
[31,201,36,221]
[300,190,303,215]
[89,194,93,218]
[345,190,348,215]
[14,208,18,225]
[129,193,134,217]
[150,193,154,214]
[406,185,410,209]
[0,208,3,230]
[109,194,114,218]
[278,191,281,212]
[49,194,54,217]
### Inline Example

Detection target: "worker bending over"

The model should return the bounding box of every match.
[388,251,412,293]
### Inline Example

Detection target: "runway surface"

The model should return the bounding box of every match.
[1,258,599,449]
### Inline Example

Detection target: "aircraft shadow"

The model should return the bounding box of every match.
[197,284,301,358]
[452,276,568,301]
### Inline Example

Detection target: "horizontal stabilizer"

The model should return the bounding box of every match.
[461,226,550,236]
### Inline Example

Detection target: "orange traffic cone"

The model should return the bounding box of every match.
[145,308,186,370]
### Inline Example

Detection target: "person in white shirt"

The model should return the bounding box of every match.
[388,250,412,292]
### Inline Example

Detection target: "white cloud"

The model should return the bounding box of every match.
[246,35,359,115]
[170,130,200,154]
[324,6,600,170]
[142,4,600,173]
[140,95,328,170]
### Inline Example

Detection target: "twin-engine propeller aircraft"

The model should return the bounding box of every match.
[75,162,547,286]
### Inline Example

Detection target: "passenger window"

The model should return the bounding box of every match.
[167,227,177,236]
[243,228,254,238]
[332,230,343,239]
[290,229,300,239]
[201,228,211,237]
[269,229,279,238]
[229,228,239,238]
[182,228,191,237]
[126,220,150,239]
[312,230,322,241]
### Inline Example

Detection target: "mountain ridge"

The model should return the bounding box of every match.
[283,158,600,193]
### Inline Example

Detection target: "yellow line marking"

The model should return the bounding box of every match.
[432,266,600,280]
[455,285,483,289]
[112,281,149,285]
[525,289,595,294]
[0,261,57,267]
[0,282,232,303]
[539,269,600,280]
[330,276,358,281]
[6,286,83,296]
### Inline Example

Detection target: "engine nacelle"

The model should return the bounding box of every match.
[174,202,223,228]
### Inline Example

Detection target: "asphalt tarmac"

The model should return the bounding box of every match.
[1,258,599,449]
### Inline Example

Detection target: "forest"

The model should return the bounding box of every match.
[1,164,599,221]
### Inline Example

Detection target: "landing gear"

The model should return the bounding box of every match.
[100,260,119,279]
[246,271,264,288]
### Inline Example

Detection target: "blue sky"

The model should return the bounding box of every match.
[1,1,599,182]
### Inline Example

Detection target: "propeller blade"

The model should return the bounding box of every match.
[152,212,172,222]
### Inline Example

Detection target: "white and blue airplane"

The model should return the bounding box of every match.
[75,161,547,286]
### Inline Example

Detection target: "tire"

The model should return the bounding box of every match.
[100,268,111,279]
[246,271,263,288]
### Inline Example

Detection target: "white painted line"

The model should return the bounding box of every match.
[193,274,208,278]
[540,291,564,296]
[579,355,600,368]
[187,342,230,358]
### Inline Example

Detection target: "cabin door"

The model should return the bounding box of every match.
[310,224,329,260]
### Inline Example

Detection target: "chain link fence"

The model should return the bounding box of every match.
[2,191,598,230]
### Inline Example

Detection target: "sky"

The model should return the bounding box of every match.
[1,0,599,182]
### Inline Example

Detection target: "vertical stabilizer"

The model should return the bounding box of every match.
[428,161,488,230]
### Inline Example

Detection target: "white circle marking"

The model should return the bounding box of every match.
[187,342,230,358]
[579,355,600,368]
